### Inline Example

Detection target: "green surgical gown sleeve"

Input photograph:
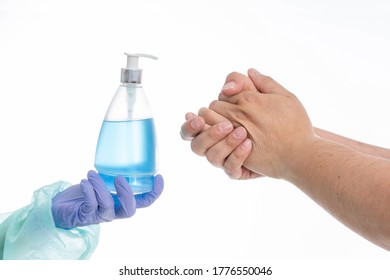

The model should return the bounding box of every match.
[0,181,100,260]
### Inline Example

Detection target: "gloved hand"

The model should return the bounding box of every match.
[51,170,164,229]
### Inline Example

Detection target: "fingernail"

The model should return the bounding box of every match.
[185,112,197,120]
[248,68,261,76]
[241,138,252,149]
[218,121,233,133]
[191,117,203,129]
[233,127,246,139]
[222,81,236,91]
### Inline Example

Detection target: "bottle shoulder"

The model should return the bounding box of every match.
[105,84,153,121]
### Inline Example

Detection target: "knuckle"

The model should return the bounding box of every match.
[197,107,208,117]
[198,108,214,123]
[240,91,257,104]
[88,200,99,211]
[261,74,274,86]
[123,209,135,218]
[226,71,242,82]
[199,107,226,124]
[288,91,298,99]
[208,100,219,111]
[235,142,249,157]
[232,108,248,123]
[206,152,223,168]
[262,75,280,93]
[190,140,205,156]
[224,134,238,148]
[223,161,233,175]
[102,215,115,222]
[119,203,136,218]
[105,198,115,209]
[223,162,239,179]
[207,123,225,138]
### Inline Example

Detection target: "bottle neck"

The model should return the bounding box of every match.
[121,82,143,87]
[121,69,142,84]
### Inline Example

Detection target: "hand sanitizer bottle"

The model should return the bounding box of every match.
[94,53,158,195]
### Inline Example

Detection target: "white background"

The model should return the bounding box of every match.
[1,0,389,267]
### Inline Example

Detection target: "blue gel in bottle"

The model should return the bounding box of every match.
[94,53,158,196]
[95,119,157,194]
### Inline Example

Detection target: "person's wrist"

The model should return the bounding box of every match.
[279,134,321,183]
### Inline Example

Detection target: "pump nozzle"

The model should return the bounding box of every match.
[121,53,158,84]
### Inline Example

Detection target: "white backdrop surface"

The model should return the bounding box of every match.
[0,0,389,262]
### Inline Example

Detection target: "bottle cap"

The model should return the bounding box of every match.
[121,53,158,84]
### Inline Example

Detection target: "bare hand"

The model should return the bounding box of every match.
[209,68,315,179]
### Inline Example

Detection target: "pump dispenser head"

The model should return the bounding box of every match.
[121,53,158,84]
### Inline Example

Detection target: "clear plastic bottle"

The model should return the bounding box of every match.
[94,53,158,195]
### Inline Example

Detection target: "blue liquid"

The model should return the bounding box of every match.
[94,119,157,194]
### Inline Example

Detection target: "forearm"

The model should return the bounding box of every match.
[0,182,99,259]
[284,136,390,250]
[0,214,12,260]
[314,127,390,160]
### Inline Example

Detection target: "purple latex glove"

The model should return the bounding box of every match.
[51,170,164,229]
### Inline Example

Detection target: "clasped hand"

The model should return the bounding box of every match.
[181,68,315,180]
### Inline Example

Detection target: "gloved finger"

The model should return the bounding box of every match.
[87,170,115,222]
[135,174,164,208]
[87,170,114,208]
[80,179,99,216]
[114,176,136,219]
[52,184,84,204]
